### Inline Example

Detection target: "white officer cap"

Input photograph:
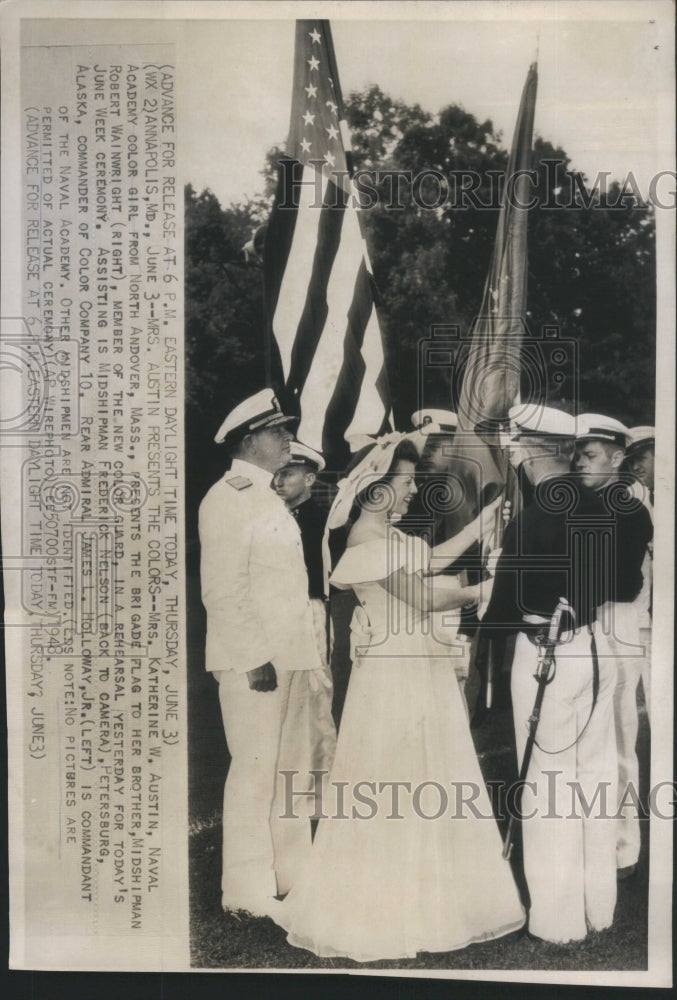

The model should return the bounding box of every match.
[285,441,326,473]
[575,413,630,449]
[411,408,458,435]
[508,403,576,440]
[626,425,655,456]
[214,389,296,444]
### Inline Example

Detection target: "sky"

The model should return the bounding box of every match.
[174,1,674,208]
[21,2,673,207]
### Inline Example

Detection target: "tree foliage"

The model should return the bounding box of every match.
[185,84,656,509]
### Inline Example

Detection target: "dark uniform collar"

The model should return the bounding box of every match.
[594,476,633,501]
[290,495,314,518]
[594,476,619,495]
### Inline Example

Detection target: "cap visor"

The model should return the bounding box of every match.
[252,413,298,430]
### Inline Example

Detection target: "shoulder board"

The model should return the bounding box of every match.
[226,475,252,491]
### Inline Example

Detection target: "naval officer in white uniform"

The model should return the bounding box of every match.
[199,390,335,918]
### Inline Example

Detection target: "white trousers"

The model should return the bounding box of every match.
[216,668,334,911]
[511,627,618,942]
[599,601,644,868]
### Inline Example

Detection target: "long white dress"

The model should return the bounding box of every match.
[277,529,525,962]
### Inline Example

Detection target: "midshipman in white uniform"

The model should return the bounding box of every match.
[484,404,618,942]
[575,414,653,880]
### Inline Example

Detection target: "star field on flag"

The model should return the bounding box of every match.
[263,20,392,462]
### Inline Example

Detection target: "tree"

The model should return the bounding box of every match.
[338,87,655,427]
[184,185,270,517]
[525,149,655,419]
[185,85,656,516]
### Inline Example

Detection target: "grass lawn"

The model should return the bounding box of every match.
[190,819,649,971]
[187,563,651,971]
[189,701,650,971]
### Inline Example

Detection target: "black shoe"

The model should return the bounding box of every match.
[518,925,541,943]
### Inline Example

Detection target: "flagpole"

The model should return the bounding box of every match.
[317,19,351,683]
[484,441,515,709]
[455,61,537,721]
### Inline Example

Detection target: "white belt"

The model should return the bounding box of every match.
[522,614,550,627]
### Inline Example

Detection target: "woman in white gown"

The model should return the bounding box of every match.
[277,435,525,961]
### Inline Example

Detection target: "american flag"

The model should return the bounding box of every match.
[264,20,392,466]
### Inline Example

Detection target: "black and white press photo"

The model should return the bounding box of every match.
[0,0,674,986]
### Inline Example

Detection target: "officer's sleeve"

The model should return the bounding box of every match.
[621,502,654,603]
[634,549,653,628]
[199,491,274,673]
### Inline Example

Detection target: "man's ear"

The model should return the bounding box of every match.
[611,448,625,470]
[306,471,317,488]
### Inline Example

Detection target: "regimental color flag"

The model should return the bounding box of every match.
[445,62,539,535]
[264,20,392,465]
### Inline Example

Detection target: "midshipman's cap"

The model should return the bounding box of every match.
[411,408,458,435]
[625,425,655,456]
[508,403,576,440]
[575,413,630,449]
[285,441,326,473]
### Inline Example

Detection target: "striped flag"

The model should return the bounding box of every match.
[264,20,392,465]
[445,62,539,534]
